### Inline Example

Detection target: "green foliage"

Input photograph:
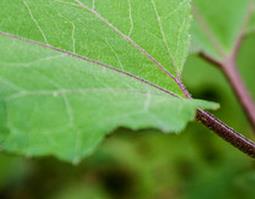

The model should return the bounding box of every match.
[192,0,254,61]
[0,1,254,197]
[0,0,218,162]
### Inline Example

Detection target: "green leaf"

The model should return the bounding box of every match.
[248,3,255,34]
[0,0,217,162]
[192,0,254,61]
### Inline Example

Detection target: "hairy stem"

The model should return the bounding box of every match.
[178,80,255,158]
[197,110,255,158]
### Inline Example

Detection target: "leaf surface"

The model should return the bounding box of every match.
[0,0,217,162]
[192,0,254,61]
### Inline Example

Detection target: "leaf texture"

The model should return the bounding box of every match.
[0,0,217,162]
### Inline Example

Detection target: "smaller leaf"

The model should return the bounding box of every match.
[192,0,253,61]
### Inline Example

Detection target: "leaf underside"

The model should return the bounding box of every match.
[0,0,217,163]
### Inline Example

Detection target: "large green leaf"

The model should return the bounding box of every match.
[192,0,254,61]
[0,0,217,162]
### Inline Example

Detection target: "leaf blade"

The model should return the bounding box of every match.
[0,34,218,162]
[192,0,252,60]
[0,0,218,162]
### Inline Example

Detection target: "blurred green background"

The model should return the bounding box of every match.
[0,34,254,199]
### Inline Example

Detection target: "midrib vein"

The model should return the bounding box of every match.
[0,31,179,99]
[74,0,176,81]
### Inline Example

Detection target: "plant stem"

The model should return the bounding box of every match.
[222,59,255,131]
[197,110,255,158]
[178,80,255,158]
[200,53,255,133]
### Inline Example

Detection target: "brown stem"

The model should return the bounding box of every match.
[197,110,255,158]
[177,78,255,158]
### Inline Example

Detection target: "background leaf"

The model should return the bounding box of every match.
[192,0,254,61]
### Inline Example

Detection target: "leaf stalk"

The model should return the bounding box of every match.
[178,78,255,158]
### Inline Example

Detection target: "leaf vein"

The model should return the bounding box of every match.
[0,31,178,98]
[22,0,49,44]
[73,0,176,81]
[150,0,176,67]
